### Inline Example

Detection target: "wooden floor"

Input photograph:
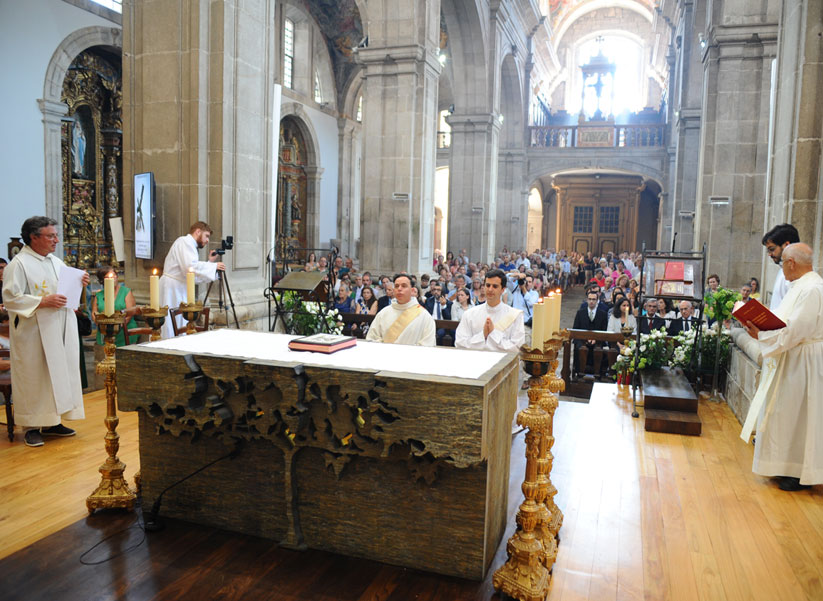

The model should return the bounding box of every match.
[1,382,822,600]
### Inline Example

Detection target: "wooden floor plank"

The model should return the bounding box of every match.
[2,382,823,601]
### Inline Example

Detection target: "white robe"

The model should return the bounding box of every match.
[2,246,84,427]
[769,267,790,311]
[455,302,525,351]
[159,234,218,338]
[744,270,823,484]
[365,298,436,346]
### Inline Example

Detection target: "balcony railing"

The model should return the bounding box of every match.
[529,124,666,148]
[437,131,451,149]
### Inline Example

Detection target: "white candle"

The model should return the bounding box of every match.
[532,297,546,348]
[555,290,562,333]
[186,268,195,304]
[546,292,558,339]
[104,272,116,316]
[149,268,160,310]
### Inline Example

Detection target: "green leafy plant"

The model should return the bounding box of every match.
[275,291,342,335]
[613,327,674,377]
[704,286,741,322]
[670,323,732,372]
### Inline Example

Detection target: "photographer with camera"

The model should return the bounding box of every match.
[506,271,537,327]
[159,221,225,338]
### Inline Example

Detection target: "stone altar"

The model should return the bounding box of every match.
[116,330,519,580]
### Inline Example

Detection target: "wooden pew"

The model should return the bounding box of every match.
[339,313,459,347]
[561,329,632,399]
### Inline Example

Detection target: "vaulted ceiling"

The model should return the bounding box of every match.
[302,0,363,101]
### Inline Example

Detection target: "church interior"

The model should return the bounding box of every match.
[1,0,823,599]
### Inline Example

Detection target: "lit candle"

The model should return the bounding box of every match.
[149,268,160,310]
[104,271,116,316]
[546,292,559,339]
[532,297,546,348]
[186,267,195,304]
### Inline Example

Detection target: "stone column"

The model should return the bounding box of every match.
[305,166,324,249]
[666,0,705,252]
[694,1,778,285]
[446,114,501,264]
[122,0,278,328]
[496,150,528,252]
[337,118,361,260]
[766,0,823,270]
[38,99,69,258]
[355,0,441,274]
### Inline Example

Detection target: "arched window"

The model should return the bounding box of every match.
[90,0,122,12]
[283,18,295,89]
[571,35,643,118]
[314,71,322,104]
[356,95,363,122]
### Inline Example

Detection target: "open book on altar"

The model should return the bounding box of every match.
[732,298,786,331]
[288,333,357,354]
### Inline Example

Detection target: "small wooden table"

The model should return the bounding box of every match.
[641,367,701,436]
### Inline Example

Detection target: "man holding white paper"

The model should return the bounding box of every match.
[159,221,225,338]
[2,216,90,447]
[739,243,823,491]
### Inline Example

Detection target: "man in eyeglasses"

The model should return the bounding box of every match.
[2,216,91,447]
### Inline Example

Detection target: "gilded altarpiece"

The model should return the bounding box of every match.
[60,49,122,269]
[277,119,308,252]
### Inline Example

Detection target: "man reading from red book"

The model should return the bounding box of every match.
[739,243,823,491]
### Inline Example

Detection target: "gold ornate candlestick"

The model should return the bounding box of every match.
[141,306,168,341]
[540,330,569,541]
[179,301,203,335]
[493,339,556,601]
[87,312,136,513]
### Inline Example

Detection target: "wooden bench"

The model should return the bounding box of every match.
[340,313,459,347]
[561,330,629,398]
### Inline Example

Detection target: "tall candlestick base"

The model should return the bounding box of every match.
[86,312,136,513]
[179,301,204,335]
[141,306,168,341]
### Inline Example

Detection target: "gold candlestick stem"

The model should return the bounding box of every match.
[179,301,203,335]
[141,306,168,341]
[86,312,136,513]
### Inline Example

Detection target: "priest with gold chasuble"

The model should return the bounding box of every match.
[455,269,525,351]
[366,273,435,346]
[739,243,823,491]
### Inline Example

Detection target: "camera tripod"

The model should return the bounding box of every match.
[204,266,240,329]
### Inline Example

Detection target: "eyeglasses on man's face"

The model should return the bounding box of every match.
[37,232,59,240]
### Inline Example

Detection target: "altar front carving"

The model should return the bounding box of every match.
[117,330,519,579]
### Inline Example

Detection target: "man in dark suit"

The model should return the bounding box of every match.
[376,281,394,311]
[667,300,701,336]
[578,283,609,314]
[573,290,609,376]
[424,282,452,345]
[639,298,667,334]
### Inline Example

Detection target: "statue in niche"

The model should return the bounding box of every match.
[72,122,87,177]
[290,187,301,223]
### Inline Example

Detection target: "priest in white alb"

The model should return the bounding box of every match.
[455,268,525,351]
[159,221,225,338]
[2,217,90,447]
[366,274,435,346]
[739,242,823,491]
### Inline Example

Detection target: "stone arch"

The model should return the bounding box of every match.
[441,0,489,114]
[498,53,524,149]
[278,104,323,248]
[526,153,668,188]
[553,0,653,47]
[40,25,122,257]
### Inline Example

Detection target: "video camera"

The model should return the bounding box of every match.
[215,235,233,256]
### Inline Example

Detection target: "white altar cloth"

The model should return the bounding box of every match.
[143,329,509,380]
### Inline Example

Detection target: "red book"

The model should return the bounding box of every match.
[663,261,685,281]
[288,334,357,354]
[732,299,786,331]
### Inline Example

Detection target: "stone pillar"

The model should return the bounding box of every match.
[447,114,500,264]
[496,150,528,252]
[337,118,361,260]
[667,0,705,252]
[122,0,278,327]
[38,99,69,258]
[694,0,778,285]
[766,0,823,271]
[355,0,441,274]
[305,166,324,249]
